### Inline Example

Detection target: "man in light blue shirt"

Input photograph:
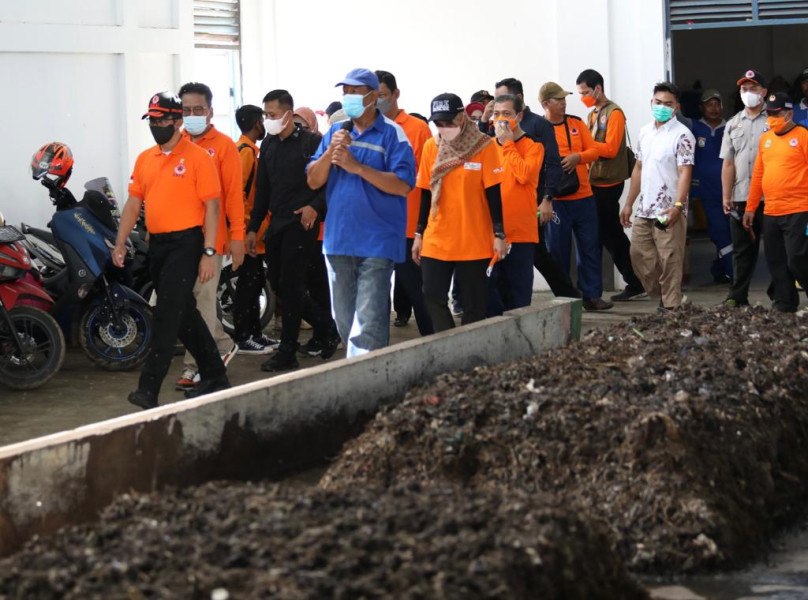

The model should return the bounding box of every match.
[307,68,415,357]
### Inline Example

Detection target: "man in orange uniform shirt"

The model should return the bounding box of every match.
[743,92,808,312]
[488,93,544,315]
[112,92,229,409]
[176,82,245,391]
[375,69,433,335]
[540,82,613,311]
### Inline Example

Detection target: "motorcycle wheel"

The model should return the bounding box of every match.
[216,265,274,337]
[0,306,65,390]
[79,301,152,371]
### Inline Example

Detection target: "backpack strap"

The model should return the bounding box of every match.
[238,142,257,198]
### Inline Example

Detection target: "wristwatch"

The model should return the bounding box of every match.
[203,247,216,257]
[494,232,506,240]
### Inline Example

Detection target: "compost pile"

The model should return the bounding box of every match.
[0,481,647,600]
[322,306,808,572]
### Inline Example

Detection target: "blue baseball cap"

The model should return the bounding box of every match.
[335,68,379,90]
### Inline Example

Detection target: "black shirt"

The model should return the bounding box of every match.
[249,127,326,238]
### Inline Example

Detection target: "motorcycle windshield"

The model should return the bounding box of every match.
[84,177,121,226]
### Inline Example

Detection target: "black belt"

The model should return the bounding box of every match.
[150,226,202,241]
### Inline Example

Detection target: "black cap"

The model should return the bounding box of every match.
[799,67,808,82]
[142,91,183,120]
[470,89,494,104]
[765,92,793,111]
[325,101,342,116]
[736,69,766,89]
[429,93,464,122]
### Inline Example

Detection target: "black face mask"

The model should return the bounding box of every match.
[151,122,176,145]
[257,124,266,141]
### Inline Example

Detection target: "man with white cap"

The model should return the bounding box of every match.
[307,68,415,357]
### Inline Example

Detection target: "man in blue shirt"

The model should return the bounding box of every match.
[793,67,808,126]
[690,89,731,282]
[307,68,415,357]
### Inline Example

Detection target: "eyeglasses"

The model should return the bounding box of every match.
[182,106,208,116]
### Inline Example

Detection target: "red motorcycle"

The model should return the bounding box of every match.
[0,221,65,389]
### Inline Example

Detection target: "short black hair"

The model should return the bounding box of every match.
[235,105,263,133]
[495,78,524,96]
[408,112,428,123]
[262,89,294,110]
[576,69,604,90]
[375,70,398,92]
[494,93,524,113]
[325,101,342,116]
[653,81,680,100]
[178,82,213,105]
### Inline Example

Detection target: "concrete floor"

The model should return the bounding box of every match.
[0,236,785,447]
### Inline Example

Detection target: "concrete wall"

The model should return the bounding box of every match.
[0,299,580,557]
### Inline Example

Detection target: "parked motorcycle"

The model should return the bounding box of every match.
[30,142,153,371]
[216,255,274,337]
[0,220,65,390]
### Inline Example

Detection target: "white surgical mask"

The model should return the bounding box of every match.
[183,115,208,135]
[439,127,461,142]
[265,116,286,135]
[741,91,762,108]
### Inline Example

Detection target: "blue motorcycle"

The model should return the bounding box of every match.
[32,175,153,371]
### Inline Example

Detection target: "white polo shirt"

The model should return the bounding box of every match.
[635,118,696,219]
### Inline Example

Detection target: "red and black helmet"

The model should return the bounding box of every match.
[31,142,74,188]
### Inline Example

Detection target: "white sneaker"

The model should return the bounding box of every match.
[221,343,238,368]
[175,367,199,391]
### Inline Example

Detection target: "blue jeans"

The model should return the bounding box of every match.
[545,196,603,300]
[487,242,536,316]
[325,254,394,358]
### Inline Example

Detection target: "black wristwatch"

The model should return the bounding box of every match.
[494,232,506,240]
[203,247,216,257]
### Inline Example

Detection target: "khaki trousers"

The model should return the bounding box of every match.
[183,254,233,370]
[629,216,686,308]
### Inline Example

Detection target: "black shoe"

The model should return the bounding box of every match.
[610,287,647,302]
[712,274,732,284]
[394,316,409,327]
[261,351,300,372]
[128,389,158,410]
[298,337,322,357]
[318,335,342,360]
[184,375,231,399]
[583,298,614,311]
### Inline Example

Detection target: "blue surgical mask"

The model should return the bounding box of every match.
[184,115,208,135]
[343,92,371,119]
[652,104,675,123]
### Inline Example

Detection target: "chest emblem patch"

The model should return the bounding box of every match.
[174,159,186,177]
[464,162,482,171]
[764,139,772,149]
[600,115,607,125]
[790,138,799,147]
[570,127,579,135]
[207,148,215,157]
[697,137,706,148]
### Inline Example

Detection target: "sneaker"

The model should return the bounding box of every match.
[128,389,158,410]
[175,367,199,391]
[451,304,464,317]
[713,274,732,284]
[394,316,410,327]
[261,351,299,373]
[221,343,238,368]
[184,375,231,399]
[318,335,342,360]
[610,287,648,302]
[254,334,280,349]
[236,336,274,355]
[298,337,322,357]
[583,298,614,311]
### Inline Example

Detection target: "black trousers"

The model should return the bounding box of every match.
[421,257,488,333]
[534,223,582,298]
[232,253,265,342]
[308,240,332,316]
[267,224,334,355]
[139,227,224,396]
[762,210,808,312]
[393,238,434,335]
[728,202,763,304]
[592,183,643,291]
[393,272,411,320]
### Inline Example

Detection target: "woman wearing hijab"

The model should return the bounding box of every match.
[412,93,508,332]
[293,106,320,134]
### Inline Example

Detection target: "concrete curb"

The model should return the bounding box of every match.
[0,298,580,557]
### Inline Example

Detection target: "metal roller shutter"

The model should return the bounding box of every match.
[668,0,808,28]
[194,0,240,49]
